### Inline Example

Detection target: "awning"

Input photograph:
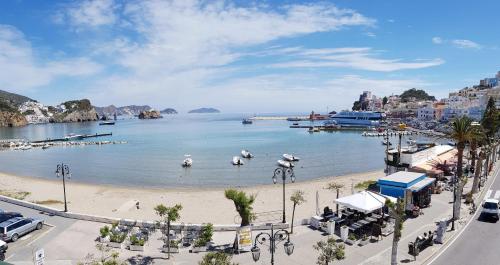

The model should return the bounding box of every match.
[334,191,397,214]
[409,177,435,192]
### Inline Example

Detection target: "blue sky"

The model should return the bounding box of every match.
[0,0,498,113]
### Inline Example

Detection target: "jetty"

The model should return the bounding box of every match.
[31,133,113,143]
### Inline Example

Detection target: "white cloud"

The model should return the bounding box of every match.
[365,32,376,38]
[55,0,117,28]
[0,25,101,91]
[452,39,482,49]
[432,37,443,44]
[269,47,444,72]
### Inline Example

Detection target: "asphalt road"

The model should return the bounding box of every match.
[0,201,76,262]
[430,167,500,265]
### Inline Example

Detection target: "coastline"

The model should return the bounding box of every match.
[0,170,384,224]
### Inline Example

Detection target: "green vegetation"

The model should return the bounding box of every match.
[0,101,17,112]
[99,226,110,238]
[0,89,34,107]
[224,189,256,226]
[63,99,93,111]
[290,190,306,233]
[194,223,214,247]
[129,235,145,246]
[352,100,361,111]
[400,88,436,102]
[198,252,239,265]
[109,232,126,243]
[155,203,183,258]
[386,198,405,265]
[78,243,125,265]
[314,237,345,265]
[22,109,35,115]
[0,190,31,200]
[354,180,377,190]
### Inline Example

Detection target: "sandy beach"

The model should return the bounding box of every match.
[0,170,384,224]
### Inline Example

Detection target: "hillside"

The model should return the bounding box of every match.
[51,99,99,123]
[188,107,220,114]
[0,89,35,107]
[0,90,31,126]
[95,105,152,116]
[400,88,436,102]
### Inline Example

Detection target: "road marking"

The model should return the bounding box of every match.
[20,234,32,241]
[485,189,492,199]
[494,190,500,199]
[26,225,54,247]
[426,163,500,265]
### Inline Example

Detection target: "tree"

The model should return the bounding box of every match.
[470,127,486,194]
[326,182,344,215]
[313,237,345,265]
[198,252,239,265]
[385,198,405,265]
[224,189,256,227]
[482,97,498,138]
[290,190,306,234]
[382,96,388,107]
[399,88,436,102]
[155,203,182,259]
[78,243,125,265]
[352,101,361,111]
[449,116,476,221]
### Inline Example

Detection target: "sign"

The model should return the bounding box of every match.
[34,248,45,265]
[237,226,253,251]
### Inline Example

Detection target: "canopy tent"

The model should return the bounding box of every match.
[334,191,397,214]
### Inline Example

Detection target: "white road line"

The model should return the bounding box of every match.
[426,163,500,265]
[494,190,500,199]
[26,225,54,247]
[485,189,492,199]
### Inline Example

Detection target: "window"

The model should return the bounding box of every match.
[484,202,498,210]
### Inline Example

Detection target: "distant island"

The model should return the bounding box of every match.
[138,110,162,119]
[188,107,220,114]
[95,105,153,117]
[160,108,178,114]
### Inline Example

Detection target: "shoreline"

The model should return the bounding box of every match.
[0,170,384,224]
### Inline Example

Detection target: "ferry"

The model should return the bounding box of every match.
[327,111,384,127]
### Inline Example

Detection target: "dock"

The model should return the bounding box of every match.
[31,133,113,143]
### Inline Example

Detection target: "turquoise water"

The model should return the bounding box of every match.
[0,114,410,188]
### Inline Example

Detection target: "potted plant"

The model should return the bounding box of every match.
[340,225,349,242]
[162,240,180,253]
[108,230,127,249]
[129,234,146,252]
[192,223,214,253]
[345,233,358,246]
[99,225,110,243]
[358,234,369,246]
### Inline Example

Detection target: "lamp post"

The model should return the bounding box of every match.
[273,167,295,223]
[55,163,71,212]
[251,224,294,265]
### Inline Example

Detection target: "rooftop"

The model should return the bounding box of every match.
[378,171,425,184]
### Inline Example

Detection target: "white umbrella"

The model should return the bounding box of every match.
[316,191,320,216]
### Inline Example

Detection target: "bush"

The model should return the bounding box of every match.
[194,223,214,247]
[198,252,238,265]
[100,226,110,238]
[109,232,126,243]
[168,240,180,248]
[130,235,145,246]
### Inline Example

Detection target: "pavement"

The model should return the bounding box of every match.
[426,161,500,265]
[0,159,498,265]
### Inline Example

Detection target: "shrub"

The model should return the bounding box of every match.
[194,223,214,247]
[109,232,126,243]
[100,226,110,238]
[129,235,145,246]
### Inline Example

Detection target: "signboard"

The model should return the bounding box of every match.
[34,248,45,265]
[237,226,253,251]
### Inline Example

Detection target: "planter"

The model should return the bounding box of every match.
[191,246,207,253]
[98,236,109,243]
[345,239,358,246]
[162,247,179,253]
[129,244,145,252]
[107,242,124,249]
[358,239,369,247]
[326,221,335,235]
[340,226,349,242]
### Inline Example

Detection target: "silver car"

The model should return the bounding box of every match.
[0,217,44,242]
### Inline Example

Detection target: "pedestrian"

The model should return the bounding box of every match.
[136,201,140,210]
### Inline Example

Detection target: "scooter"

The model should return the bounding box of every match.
[0,240,7,261]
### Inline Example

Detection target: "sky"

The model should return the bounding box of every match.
[0,0,499,113]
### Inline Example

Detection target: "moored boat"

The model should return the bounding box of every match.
[283,153,300,161]
[241,150,254,159]
[232,156,244,165]
[182,155,193,167]
[99,121,115,126]
[42,144,50,150]
[242,119,253,124]
[277,159,294,168]
[382,140,392,146]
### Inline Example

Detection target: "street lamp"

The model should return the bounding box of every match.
[272,167,295,223]
[251,224,294,265]
[55,163,71,212]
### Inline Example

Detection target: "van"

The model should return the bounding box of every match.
[481,198,500,220]
[0,217,44,242]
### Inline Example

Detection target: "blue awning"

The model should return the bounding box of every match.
[409,177,435,192]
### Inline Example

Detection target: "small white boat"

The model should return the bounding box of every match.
[42,144,50,150]
[20,144,32,150]
[283,153,300,162]
[407,139,416,145]
[232,156,244,166]
[182,155,193,167]
[241,150,254,159]
[277,159,294,168]
[381,140,392,146]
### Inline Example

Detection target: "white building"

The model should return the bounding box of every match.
[417,106,436,120]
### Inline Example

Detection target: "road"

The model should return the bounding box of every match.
[0,201,77,262]
[430,168,500,265]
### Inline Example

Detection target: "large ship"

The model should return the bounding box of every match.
[325,111,384,127]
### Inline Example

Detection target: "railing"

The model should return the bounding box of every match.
[234,210,282,224]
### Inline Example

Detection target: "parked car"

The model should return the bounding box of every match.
[0,212,23,223]
[0,217,44,242]
[481,198,500,220]
[0,240,7,261]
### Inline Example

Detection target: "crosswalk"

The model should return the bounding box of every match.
[484,189,500,199]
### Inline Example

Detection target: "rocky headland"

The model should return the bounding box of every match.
[138,110,162,119]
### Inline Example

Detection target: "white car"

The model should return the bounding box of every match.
[0,239,7,261]
[481,198,499,220]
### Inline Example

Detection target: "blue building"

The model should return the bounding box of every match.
[378,171,435,209]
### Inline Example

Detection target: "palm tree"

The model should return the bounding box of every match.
[470,127,486,194]
[449,116,475,221]
[472,149,486,194]
[290,190,306,234]
[385,198,405,265]
[326,182,344,215]
[224,189,256,227]
[154,203,182,259]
